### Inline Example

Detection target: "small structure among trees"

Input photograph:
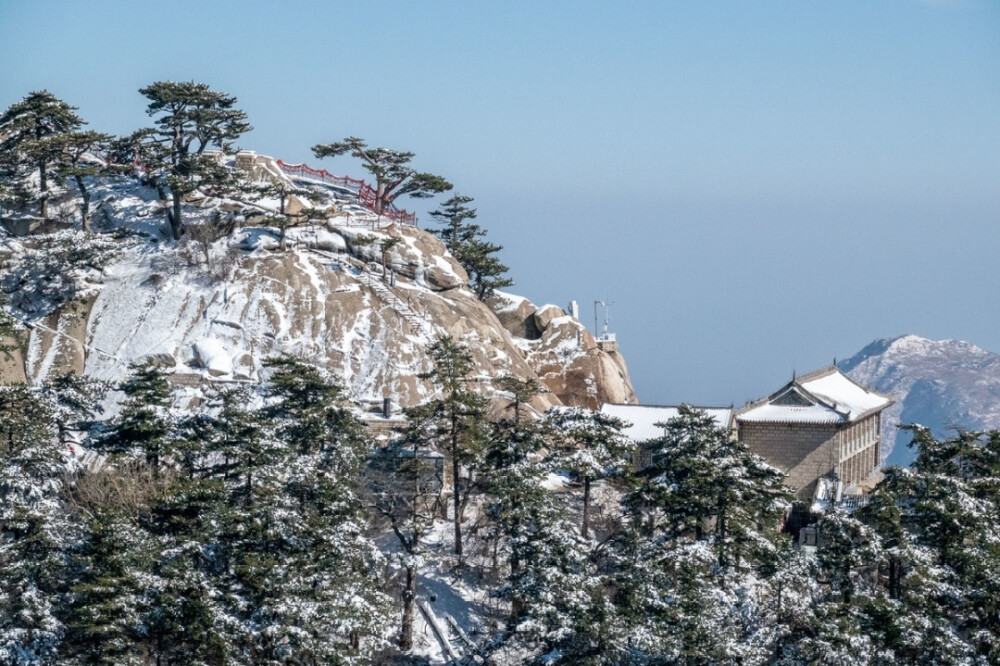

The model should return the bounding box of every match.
[600,402,733,469]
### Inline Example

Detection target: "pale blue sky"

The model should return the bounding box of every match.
[2,0,998,404]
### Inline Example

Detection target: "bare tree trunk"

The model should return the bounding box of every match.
[400,564,416,651]
[39,161,48,220]
[170,191,183,240]
[582,476,592,538]
[75,174,91,232]
[453,450,463,559]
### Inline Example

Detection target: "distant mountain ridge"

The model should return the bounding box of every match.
[840,334,1000,467]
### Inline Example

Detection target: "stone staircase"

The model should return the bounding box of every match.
[356,269,432,338]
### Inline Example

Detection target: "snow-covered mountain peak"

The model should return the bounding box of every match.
[840,334,1000,467]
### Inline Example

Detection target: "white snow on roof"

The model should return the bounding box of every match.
[800,370,891,419]
[738,368,891,424]
[601,403,733,442]
[737,403,846,424]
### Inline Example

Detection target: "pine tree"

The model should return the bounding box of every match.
[413,336,487,560]
[428,194,514,300]
[228,356,391,663]
[367,441,443,651]
[39,372,106,449]
[137,81,252,239]
[0,385,72,665]
[610,406,797,663]
[312,137,451,215]
[0,91,84,220]
[52,130,114,231]
[96,361,175,474]
[625,405,791,570]
[546,406,631,538]
[61,510,156,666]
[483,439,615,665]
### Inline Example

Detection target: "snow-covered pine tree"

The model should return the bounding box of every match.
[52,130,115,232]
[0,91,84,221]
[545,406,631,538]
[39,372,106,449]
[612,405,795,663]
[428,194,514,300]
[136,81,251,240]
[476,380,624,664]
[95,361,176,474]
[61,510,157,666]
[0,385,73,665]
[413,336,487,560]
[484,450,615,665]
[231,356,391,664]
[366,438,442,651]
[625,404,791,570]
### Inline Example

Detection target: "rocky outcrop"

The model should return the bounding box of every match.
[336,225,468,292]
[488,292,638,409]
[0,159,636,415]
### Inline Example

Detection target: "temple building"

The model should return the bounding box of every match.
[734,367,892,501]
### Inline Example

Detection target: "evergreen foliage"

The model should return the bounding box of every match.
[546,406,631,538]
[136,81,252,240]
[0,362,999,663]
[0,359,392,664]
[411,336,488,561]
[1,93,999,661]
[428,194,514,299]
[0,385,70,665]
[367,441,442,651]
[312,136,452,215]
[0,91,84,220]
[96,362,175,473]
[53,130,115,231]
[626,405,791,570]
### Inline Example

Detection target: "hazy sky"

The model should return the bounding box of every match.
[2,0,998,405]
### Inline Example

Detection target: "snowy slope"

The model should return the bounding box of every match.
[840,334,1000,467]
[0,155,637,415]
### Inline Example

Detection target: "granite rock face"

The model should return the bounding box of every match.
[488,292,638,409]
[1,182,636,415]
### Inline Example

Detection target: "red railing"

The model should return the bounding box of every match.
[276,159,416,225]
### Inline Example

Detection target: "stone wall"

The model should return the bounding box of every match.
[739,421,840,501]
[739,414,885,499]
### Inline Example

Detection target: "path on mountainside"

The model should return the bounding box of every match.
[276,159,418,225]
[418,571,481,664]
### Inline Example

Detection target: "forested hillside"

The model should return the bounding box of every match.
[2,84,1000,665]
[4,368,1000,664]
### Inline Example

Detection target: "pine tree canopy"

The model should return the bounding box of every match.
[429,194,514,300]
[312,136,452,214]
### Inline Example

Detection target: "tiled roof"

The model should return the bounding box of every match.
[737,367,891,425]
[600,403,733,442]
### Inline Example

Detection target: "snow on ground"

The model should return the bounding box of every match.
[22,175,442,408]
[379,518,495,664]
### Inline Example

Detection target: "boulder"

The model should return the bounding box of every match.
[487,291,542,340]
[533,304,565,332]
[193,338,232,377]
[312,229,347,253]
